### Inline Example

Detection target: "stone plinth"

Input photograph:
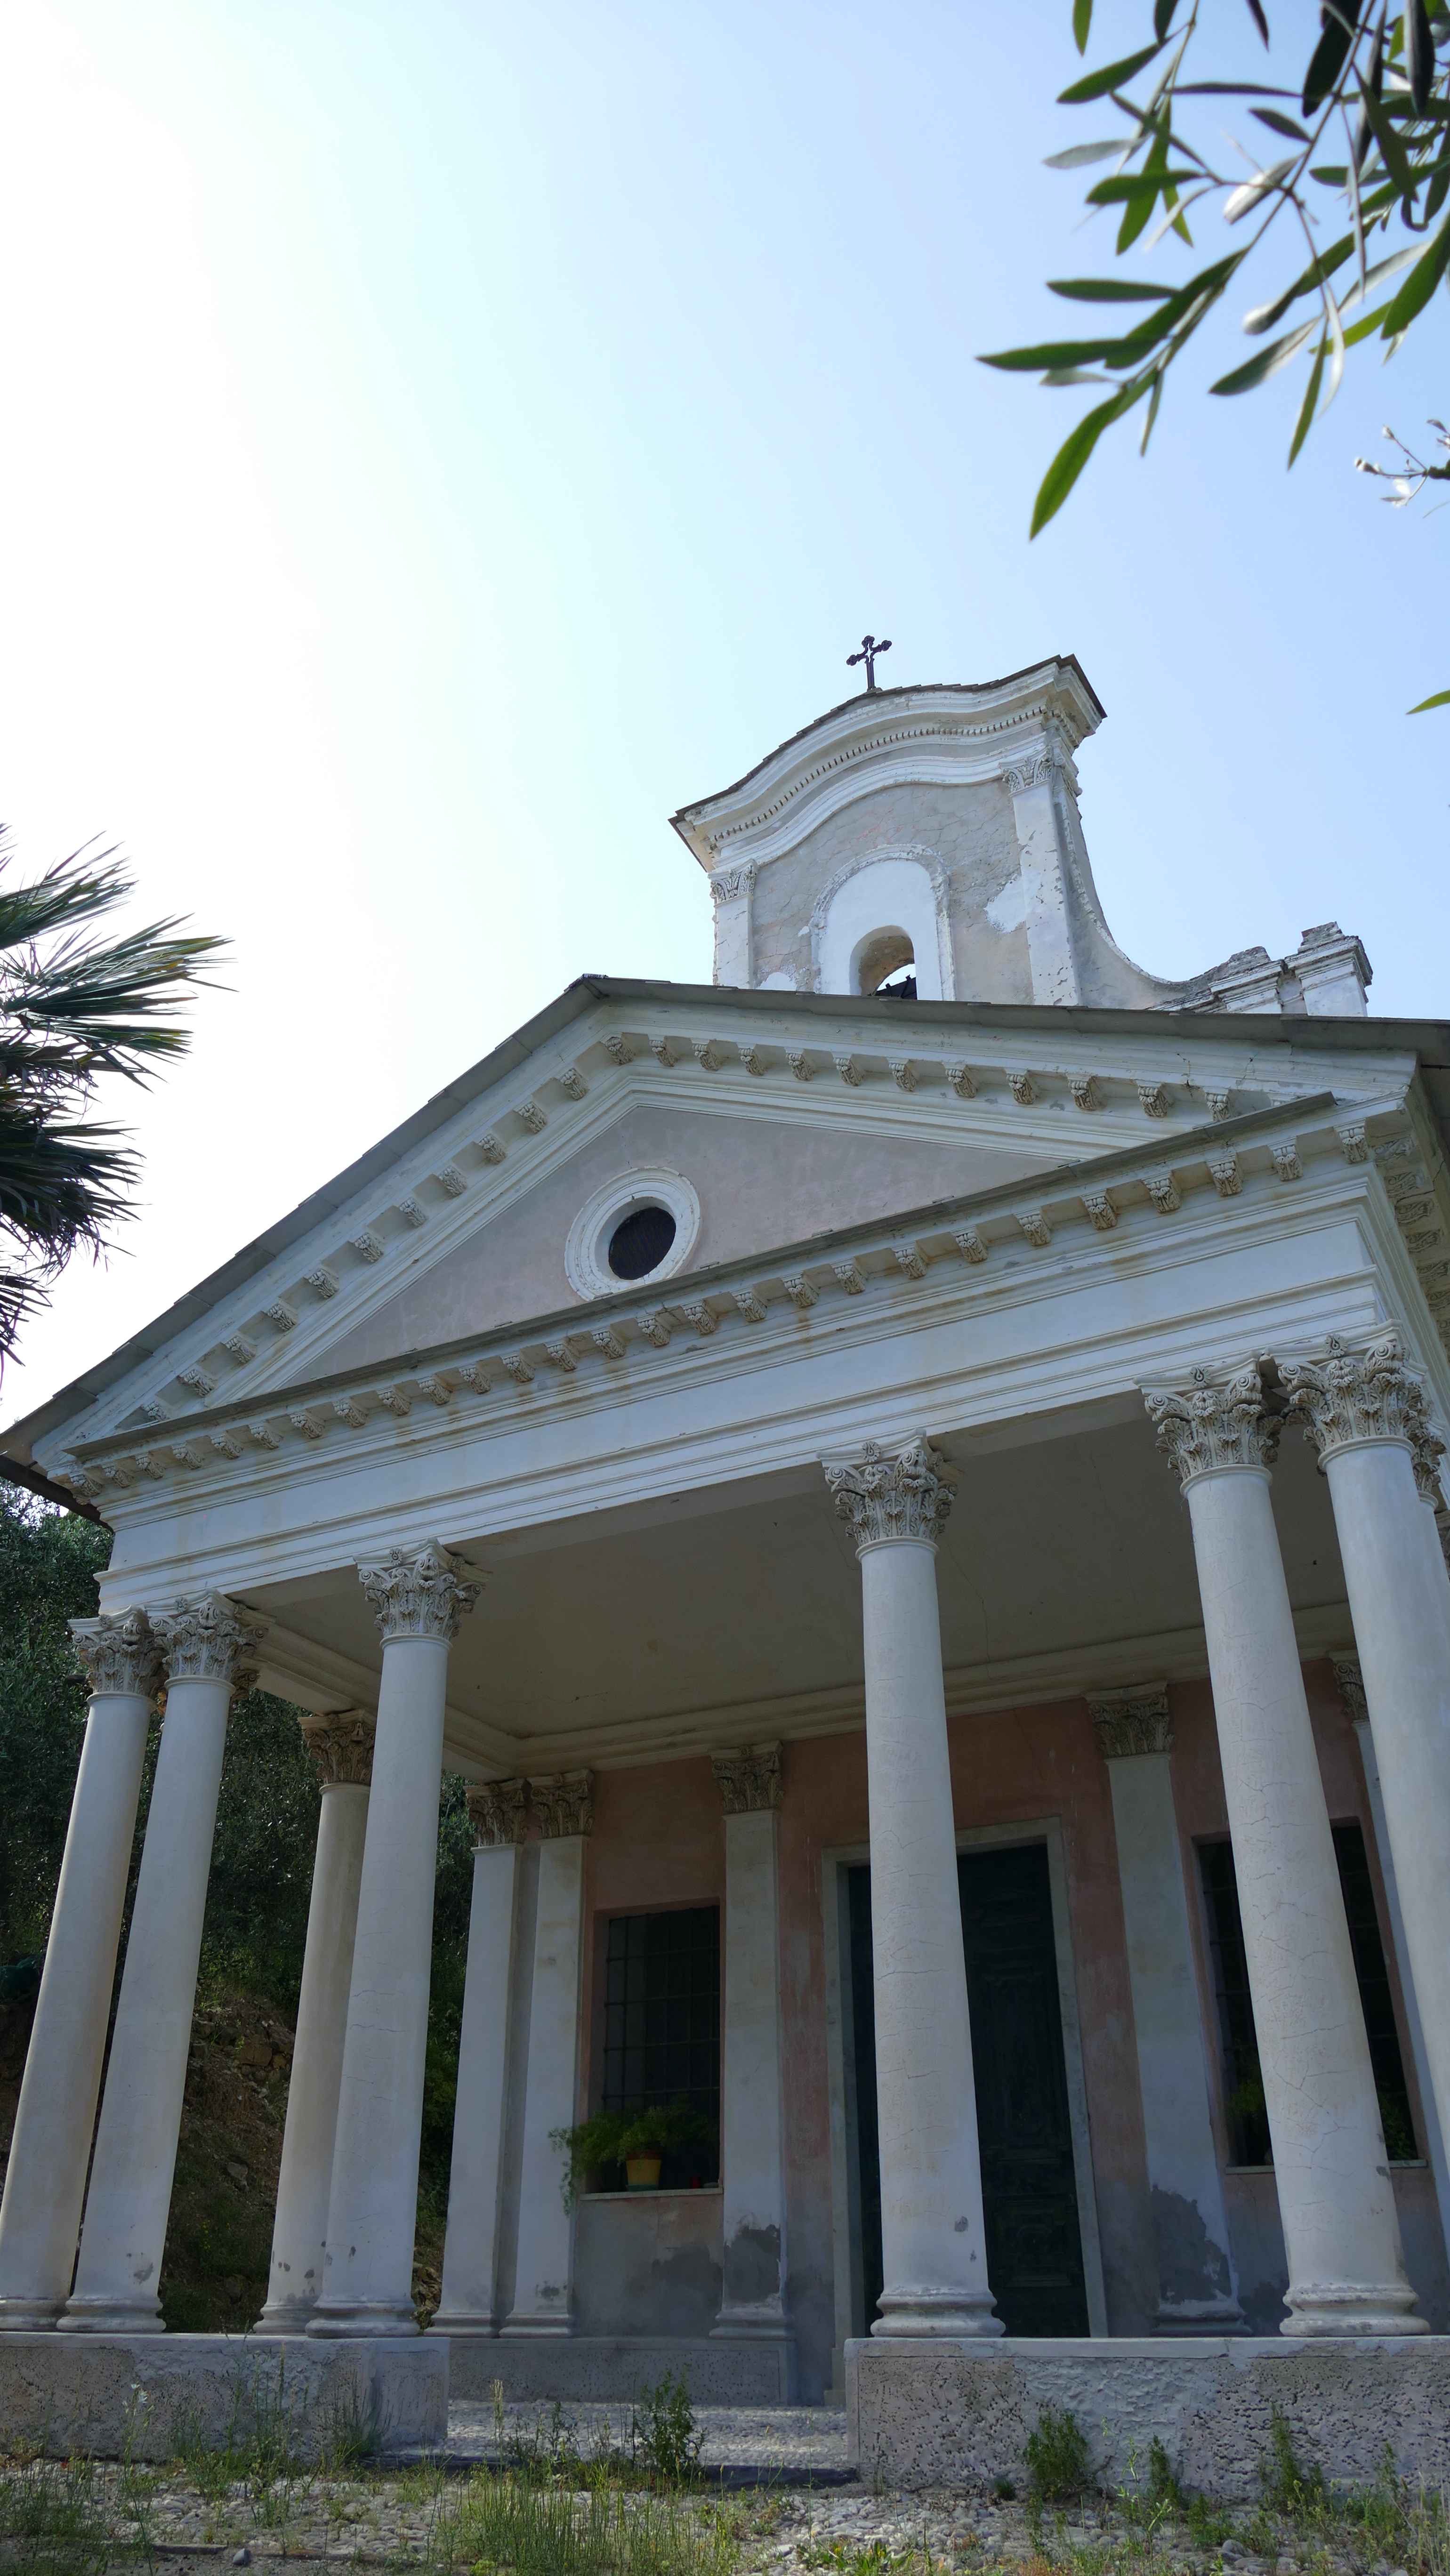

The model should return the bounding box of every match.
[848,2335,1450,2498]
[449,2331,795,2403]
[0,2334,446,2459]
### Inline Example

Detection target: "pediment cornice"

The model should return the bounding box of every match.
[56,1089,1450,1513]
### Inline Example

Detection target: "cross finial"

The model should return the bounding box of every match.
[847,633,892,692]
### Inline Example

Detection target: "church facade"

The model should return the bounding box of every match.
[3,660,1450,2439]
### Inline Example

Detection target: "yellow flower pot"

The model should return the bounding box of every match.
[625,2151,663,2190]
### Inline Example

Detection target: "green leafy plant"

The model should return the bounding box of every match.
[631,2372,703,2488]
[980,3,1450,709]
[1259,2404,1329,2514]
[0,832,223,1368]
[1023,2404,1096,2504]
[551,2099,710,2207]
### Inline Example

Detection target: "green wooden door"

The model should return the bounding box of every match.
[846,1841,1089,2337]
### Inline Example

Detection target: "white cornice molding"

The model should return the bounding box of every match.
[669,667,1104,874]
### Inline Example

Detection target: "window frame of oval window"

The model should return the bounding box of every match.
[564,1167,702,1301]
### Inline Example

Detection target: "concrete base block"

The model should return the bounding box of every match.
[0,2334,448,2460]
[848,2335,1450,2499]
[447,2332,796,2403]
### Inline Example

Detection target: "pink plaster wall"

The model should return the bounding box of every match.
[317,1103,1052,1373]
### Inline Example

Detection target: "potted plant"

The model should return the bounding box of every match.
[551,2098,709,2206]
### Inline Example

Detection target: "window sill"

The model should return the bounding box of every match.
[1224,2160,1426,2173]
[580,2186,724,2202]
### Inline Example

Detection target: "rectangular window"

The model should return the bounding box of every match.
[600,1905,720,2187]
[1332,1821,1417,2162]
[1198,1830,1418,2168]
[1198,1839,1272,2167]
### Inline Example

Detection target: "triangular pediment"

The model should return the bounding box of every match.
[7,976,1426,1477]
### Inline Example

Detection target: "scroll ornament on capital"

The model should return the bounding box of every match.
[153,1595,267,1688]
[357,1540,483,1643]
[824,1436,953,1552]
[1143,1361,1281,1489]
[1088,1688,1172,1760]
[711,1741,783,1814]
[467,1778,529,1847]
[69,1607,165,1701]
[1281,1332,1446,1501]
[301,1710,376,1787]
[529,1770,595,1839]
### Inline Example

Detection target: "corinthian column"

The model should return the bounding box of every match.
[710,1744,791,2351]
[308,1543,481,2338]
[0,1612,163,2328]
[1281,1331,1450,2170]
[432,1779,528,2334]
[823,1438,999,2337]
[260,1712,375,2330]
[1145,1363,1425,2335]
[62,1595,265,2332]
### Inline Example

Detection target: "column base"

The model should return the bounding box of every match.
[427,2310,499,2335]
[501,2314,576,2336]
[56,2298,164,2335]
[874,2285,1004,2338]
[1283,2282,1430,2336]
[257,2299,318,2335]
[711,2304,793,2340]
[1153,2300,1248,2337]
[306,2301,419,2339]
[0,2297,66,2332]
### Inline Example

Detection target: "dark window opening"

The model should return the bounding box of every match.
[1198,1840,1271,2166]
[1198,1829,1417,2168]
[1333,1820,1418,2161]
[608,1204,677,1280]
[600,1905,719,2188]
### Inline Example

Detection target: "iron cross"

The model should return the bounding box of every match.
[847,633,892,691]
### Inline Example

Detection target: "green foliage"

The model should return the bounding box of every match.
[0,2457,125,2576]
[981,0,1450,657]
[0,831,224,1359]
[1023,2404,1096,2503]
[551,2100,712,2208]
[427,2471,737,2576]
[1258,2404,1329,2514]
[0,1493,109,1954]
[200,1690,322,2010]
[631,2373,703,2488]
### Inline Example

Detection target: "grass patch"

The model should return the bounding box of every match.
[427,2471,738,2576]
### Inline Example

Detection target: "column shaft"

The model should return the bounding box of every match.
[1348,1699,1450,2244]
[1183,1461,1421,2333]
[712,1757,790,2338]
[1320,1441,1450,2165]
[261,1715,372,2330]
[0,1615,161,2328]
[1092,1694,1241,2332]
[63,1628,256,2331]
[505,1830,587,2334]
[308,1544,480,2339]
[434,1798,524,2334]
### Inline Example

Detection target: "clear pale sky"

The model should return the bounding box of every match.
[0,0,1444,1426]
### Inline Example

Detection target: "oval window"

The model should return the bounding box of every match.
[607,1205,678,1280]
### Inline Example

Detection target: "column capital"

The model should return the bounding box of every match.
[711,1742,783,1813]
[529,1769,594,1838]
[1281,1333,1444,1501]
[1331,1653,1369,1728]
[69,1609,164,1700]
[1144,1360,1280,1489]
[153,1594,266,1688]
[467,1778,529,1846]
[823,1436,953,1552]
[1088,1686,1172,1759]
[356,1540,483,1643]
[301,1710,375,1787]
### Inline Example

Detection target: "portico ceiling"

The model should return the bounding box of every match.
[240,1401,1350,1779]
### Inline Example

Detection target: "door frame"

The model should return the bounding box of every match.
[821,1817,1109,2389]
